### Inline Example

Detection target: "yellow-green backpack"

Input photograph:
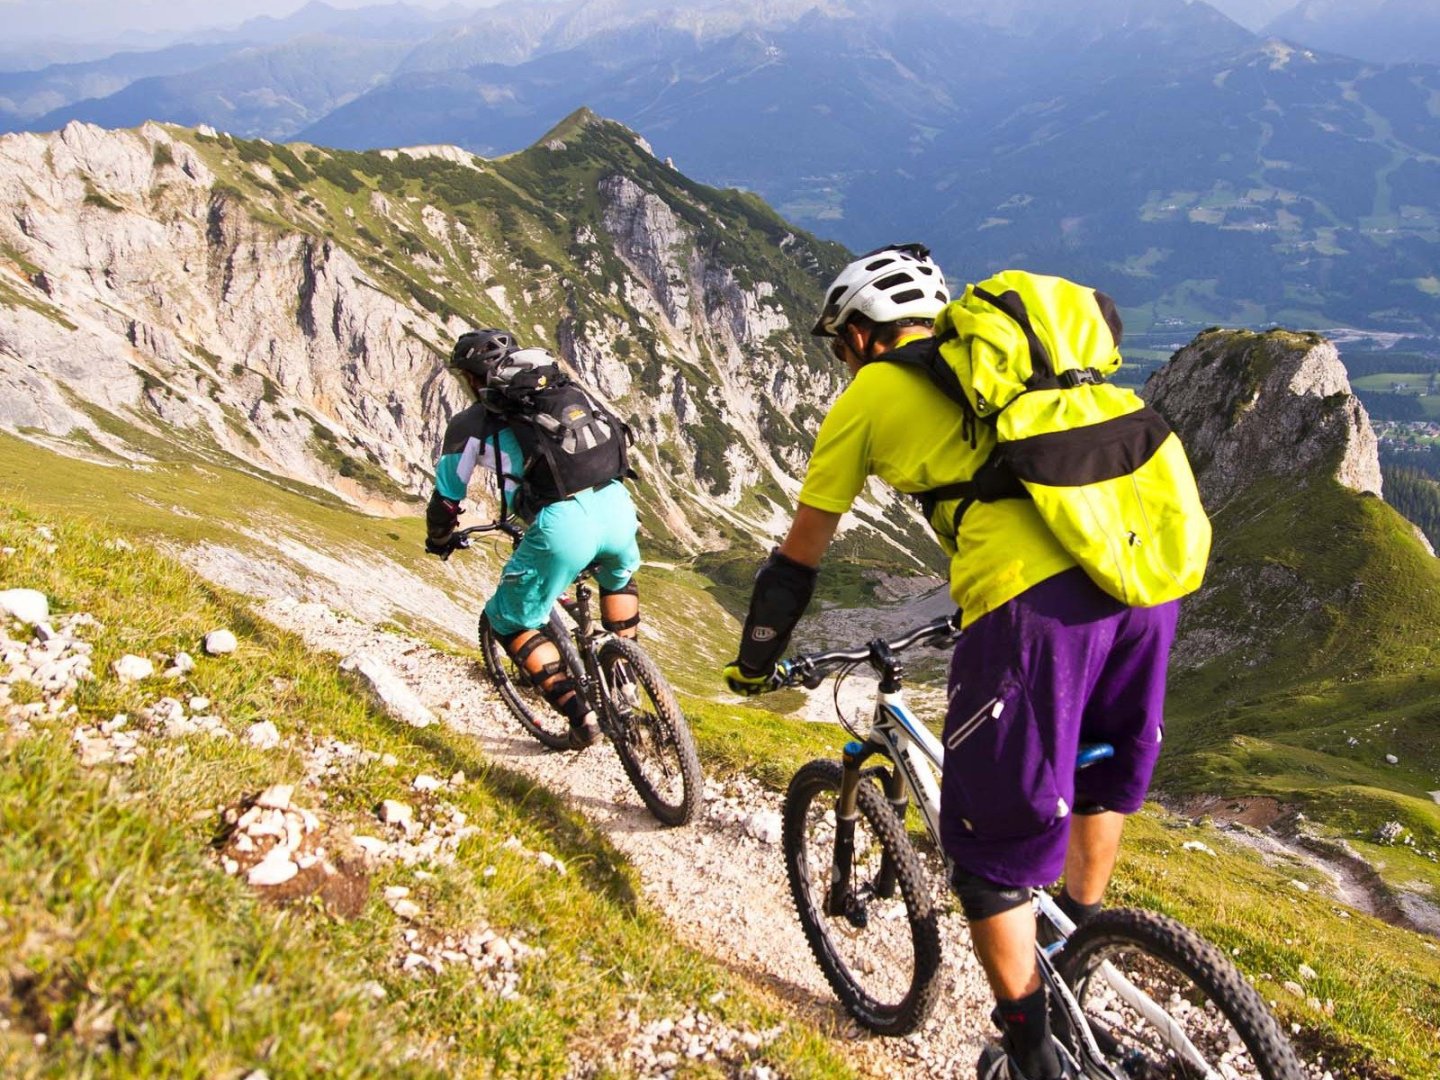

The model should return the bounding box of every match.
[892,270,1211,607]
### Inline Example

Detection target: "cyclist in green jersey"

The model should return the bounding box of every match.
[725,245,1178,1080]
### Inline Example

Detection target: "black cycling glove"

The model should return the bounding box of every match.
[731,548,818,677]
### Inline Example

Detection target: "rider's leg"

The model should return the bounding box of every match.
[1061,807,1125,909]
[1064,595,1180,914]
[589,481,642,639]
[502,627,585,718]
[953,867,1060,1079]
[599,580,639,638]
[484,502,598,739]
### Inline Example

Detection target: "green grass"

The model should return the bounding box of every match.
[0,499,854,1078]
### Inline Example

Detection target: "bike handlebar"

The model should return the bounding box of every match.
[454,520,525,544]
[776,614,959,689]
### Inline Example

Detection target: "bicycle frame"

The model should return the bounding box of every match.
[784,623,1206,1078]
[453,520,620,720]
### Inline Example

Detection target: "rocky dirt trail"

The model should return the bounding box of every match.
[257,595,996,1080]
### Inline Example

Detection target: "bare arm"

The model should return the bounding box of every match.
[778,503,842,569]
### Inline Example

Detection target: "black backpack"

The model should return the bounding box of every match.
[483,348,631,517]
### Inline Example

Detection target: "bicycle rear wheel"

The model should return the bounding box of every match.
[1057,908,1305,1080]
[597,636,701,826]
[782,758,941,1035]
[479,610,584,752]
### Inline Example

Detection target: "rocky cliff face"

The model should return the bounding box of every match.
[1143,328,1433,678]
[0,116,927,567]
[1145,329,1382,508]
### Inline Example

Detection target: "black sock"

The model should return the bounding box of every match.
[995,986,1060,1080]
[1056,888,1102,929]
[557,692,589,725]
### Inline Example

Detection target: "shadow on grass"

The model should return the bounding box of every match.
[386,720,643,915]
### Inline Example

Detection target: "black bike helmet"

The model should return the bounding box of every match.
[450,328,516,383]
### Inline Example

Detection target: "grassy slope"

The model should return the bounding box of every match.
[0,499,852,1078]
[1161,475,1440,907]
[5,437,1440,1075]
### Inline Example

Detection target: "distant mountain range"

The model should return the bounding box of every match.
[5,0,1440,334]
[1266,0,1440,65]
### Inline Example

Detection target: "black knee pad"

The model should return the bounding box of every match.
[502,626,551,664]
[1073,799,1110,816]
[600,580,640,632]
[949,864,1032,921]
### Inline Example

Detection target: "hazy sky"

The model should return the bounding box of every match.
[0,0,491,43]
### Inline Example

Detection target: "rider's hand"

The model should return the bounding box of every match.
[723,660,781,697]
[424,533,470,561]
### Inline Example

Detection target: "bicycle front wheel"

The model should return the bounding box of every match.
[782,758,941,1035]
[1058,908,1305,1080]
[597,637,702,826]
[479,610,583,752]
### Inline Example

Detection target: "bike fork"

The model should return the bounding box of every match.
[826,742,867,921]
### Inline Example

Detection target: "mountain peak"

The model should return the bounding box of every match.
[532,107,654,157]
[1145,328,1381,507]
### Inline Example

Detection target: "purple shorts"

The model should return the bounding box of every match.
[939,568,1179,889]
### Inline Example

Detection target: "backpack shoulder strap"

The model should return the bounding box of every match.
[871,337,970,410]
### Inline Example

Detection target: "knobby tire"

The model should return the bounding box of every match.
[1057,907,1305,1080]
[597,636,701,827]
[782,758,942,1035]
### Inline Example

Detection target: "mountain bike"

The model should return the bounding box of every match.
[774,616,1305,1078]
[457,521,702,827]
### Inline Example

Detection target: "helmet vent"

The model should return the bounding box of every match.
[890,288,925,304]
[864,256,897,270]
[874,271,915,291]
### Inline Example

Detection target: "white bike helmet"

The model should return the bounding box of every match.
[811,242,949,337]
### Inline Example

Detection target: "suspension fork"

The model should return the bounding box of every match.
[827,740,884,917]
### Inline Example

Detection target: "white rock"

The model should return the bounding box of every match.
[247,848,299,886]
[378,799,414,827]
[188,695,210,712]
[1181,840,1217,857]
[1298,963,1319,981]
[203,630,238,656]
[254,784,294,811]
[0,589,49,625]
[384,885,411,901]
[352,835,389,856]
[339,652,435,728]
[171,652,196,674]
[391,899,422,920]
[1384,754,1398,765]
[246,721,281,749]
[111,654,154,683]
[744,811,782,845]
[412,774,443,792]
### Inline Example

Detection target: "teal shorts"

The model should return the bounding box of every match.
[483,481,641,636]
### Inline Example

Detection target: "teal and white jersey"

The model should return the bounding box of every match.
[434,402,524,514]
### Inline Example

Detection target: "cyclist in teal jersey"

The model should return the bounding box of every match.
[426,329,641,750]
